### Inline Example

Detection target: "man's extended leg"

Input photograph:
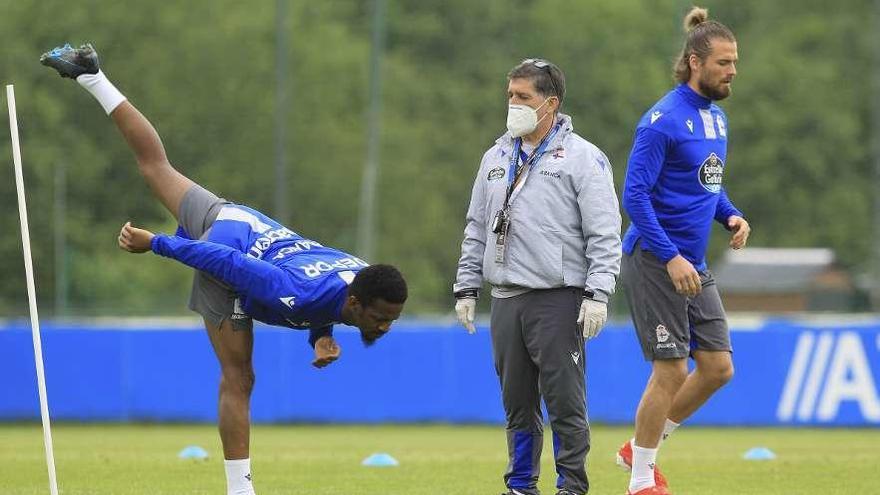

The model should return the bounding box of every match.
[204,317,256,495]
[110,101,194,218]
[41,43,194,218]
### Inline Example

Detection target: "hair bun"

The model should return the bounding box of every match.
[684,6,709,32]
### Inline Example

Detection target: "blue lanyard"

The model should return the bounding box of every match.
[504,122,562,202]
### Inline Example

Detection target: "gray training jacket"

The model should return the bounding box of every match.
[454,113,622,303]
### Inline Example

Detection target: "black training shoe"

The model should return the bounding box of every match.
[39,43,99,79]
[556,490,581,495]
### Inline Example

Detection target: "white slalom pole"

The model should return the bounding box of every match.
[7,84,59,495]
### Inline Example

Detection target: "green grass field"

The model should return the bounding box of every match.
[1,423,877,494]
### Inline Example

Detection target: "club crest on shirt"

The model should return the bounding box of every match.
[487,166,505,181]
[656,324,670,343]
[552,147,565,159]
[698,153,724,193]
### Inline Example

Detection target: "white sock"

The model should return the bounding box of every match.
[75,70,126,115]
[660,419,680,445]
[629,444,657,493]
[224,458,255,495]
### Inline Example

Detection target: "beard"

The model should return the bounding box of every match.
[698,76,731,101]
[360,329,384,347]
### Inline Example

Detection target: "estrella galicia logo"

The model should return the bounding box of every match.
[487,167,505,181]
[698,152,724,193]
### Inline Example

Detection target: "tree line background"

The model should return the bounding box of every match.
[0,0,875,317]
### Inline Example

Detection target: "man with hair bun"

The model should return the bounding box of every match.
[616,7,750,495]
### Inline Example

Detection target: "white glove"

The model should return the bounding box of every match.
[455,298,477,334]
[577,298,607,339]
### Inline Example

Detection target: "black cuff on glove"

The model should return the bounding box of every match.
[454,288,479,299]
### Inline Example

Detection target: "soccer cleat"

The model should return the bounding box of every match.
[627,485,671,495]
[39,43,99,79]
[556,490,581,495]
[616,440,668,488]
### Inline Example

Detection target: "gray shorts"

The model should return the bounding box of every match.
[621,244,731,360]
[178,185,252,330]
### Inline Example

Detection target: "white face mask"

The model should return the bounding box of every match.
[506,98,551,138]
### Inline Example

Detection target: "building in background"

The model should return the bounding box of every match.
[714,248,856,312]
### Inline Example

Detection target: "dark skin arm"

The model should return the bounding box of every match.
[118,221,153,253]
[312,336,341,368]
[119,222,343,368]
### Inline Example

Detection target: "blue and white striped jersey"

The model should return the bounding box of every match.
[150,204,368,344]
[622,83,743,271]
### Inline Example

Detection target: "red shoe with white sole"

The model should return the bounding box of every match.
[616,440,668,488]
[627,485,671,495]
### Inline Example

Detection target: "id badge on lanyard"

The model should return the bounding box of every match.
[494,208,510,263]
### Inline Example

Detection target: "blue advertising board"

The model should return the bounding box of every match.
[1,319,878,425]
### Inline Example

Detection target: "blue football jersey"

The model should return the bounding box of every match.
[151,204,368,344]
[622,83,743,271]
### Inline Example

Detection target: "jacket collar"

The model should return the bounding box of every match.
[496,112,573,152]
